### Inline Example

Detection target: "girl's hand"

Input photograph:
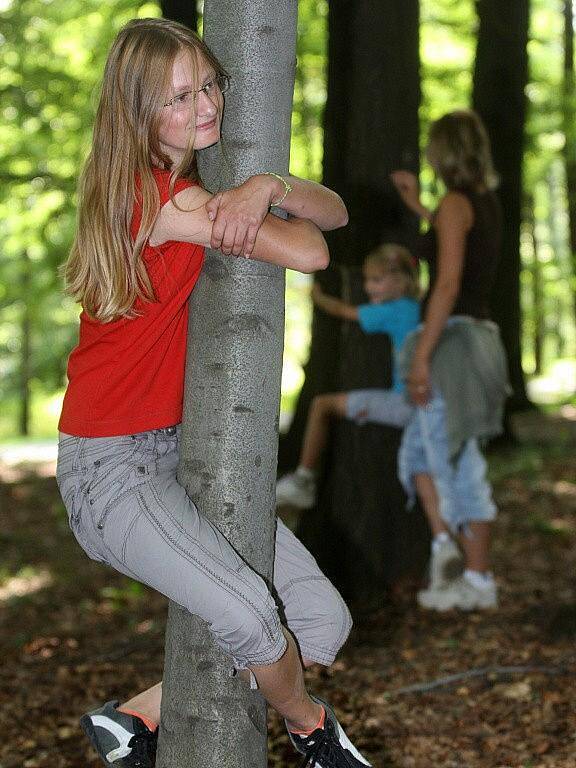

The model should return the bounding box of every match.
[407,354,431,406]
[205,175,278,257]
[390,170,420,209]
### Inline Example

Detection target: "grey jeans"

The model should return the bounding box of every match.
[56,426,351,670]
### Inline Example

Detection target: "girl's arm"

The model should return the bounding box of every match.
[407,192,473,405]
[390,170,433,223]
[311,284,358,321]
[279,175,349,231]
[151,184,329,274]
[205,174,348,257]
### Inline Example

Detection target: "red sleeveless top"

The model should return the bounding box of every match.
[59,169,205,437]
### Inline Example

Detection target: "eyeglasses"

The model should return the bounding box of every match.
[163,74,230,111]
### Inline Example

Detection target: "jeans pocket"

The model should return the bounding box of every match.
[61,481,107,564]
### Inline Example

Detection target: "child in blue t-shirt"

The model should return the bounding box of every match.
[277,243,420,510]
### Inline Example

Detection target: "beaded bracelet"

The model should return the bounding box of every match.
[265,171,293,207]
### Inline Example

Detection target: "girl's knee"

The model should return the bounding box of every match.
[297,584,352,665]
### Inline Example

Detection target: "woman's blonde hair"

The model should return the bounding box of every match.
[65,18,227,322]
[426,109,498,193]
[364,243,419,299]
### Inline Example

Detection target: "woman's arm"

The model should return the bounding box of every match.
[390,170,433,223]
[151,184,329,274]
[311,284,358,321]
[407,192,473,405]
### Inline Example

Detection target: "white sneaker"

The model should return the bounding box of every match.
[429,537,463,589]
[275,470,316,510]
[417,575,498,612]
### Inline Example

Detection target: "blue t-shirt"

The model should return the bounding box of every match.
[357,297,420,393]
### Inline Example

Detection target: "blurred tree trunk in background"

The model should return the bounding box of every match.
[526,196,543,375]
[160,0,198,30]
[472,0,531,412]
[562,0,576,341]
[283,0,429,604]
[281,0,421,469]
[548,166,569,360]
[18,250,31,436]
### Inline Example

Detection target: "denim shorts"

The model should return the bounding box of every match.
[346,389,413,428]
[56,426,351,670]
[398,393,496,532]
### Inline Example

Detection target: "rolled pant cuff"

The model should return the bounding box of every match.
[234,633,288,671]
[298,643,340,667]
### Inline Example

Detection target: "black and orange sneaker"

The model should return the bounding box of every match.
[80,700,157,768]
[287,696,372,767]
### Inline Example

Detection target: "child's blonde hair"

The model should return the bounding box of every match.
[65,18,227,323]
[363,243,419,299]
[426,109,498,192]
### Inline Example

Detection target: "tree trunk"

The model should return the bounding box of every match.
[284,0,427,603]
[18,250,31,437]
[472,0,531,412]
[160,0,198,30]
[562,0,576,343]
[526,195,543,375]
[157,3,297,768]
[280,0,421,470]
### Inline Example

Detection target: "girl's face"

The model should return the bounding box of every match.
[363,264,405,304]
[158,50,223,164]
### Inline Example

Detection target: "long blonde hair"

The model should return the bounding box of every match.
[364,243,419,299]
[426,109,498,193]
[65,18,226,322]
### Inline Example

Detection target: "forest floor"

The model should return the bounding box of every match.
[0,432,575,768]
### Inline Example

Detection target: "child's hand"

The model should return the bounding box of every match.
[390,170,420,208]
[205,176,272,257]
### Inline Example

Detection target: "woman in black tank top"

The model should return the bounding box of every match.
[391,110,508,612]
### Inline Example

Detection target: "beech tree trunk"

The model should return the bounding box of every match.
[157,3,297,767]
[284,0,428,603]
[18,250,31,436]
[526,196,543,375]
[281,0,421,469]
[472,0,531,412]
[562,0,576,343]
[160,0,198,31]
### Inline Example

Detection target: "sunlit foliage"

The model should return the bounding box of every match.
[0,0,574,437]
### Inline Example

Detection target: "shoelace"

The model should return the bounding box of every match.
[124,729,157,768]
[299,720,350,768]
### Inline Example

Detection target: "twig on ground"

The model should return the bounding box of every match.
[387,658,575,696]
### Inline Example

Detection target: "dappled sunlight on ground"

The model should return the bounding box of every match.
[0,436,575,767]
[0,567,53,602]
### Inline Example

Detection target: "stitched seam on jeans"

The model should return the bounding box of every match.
[276,575,325,596]
[147,480,274,602]
[237,635,288,668]
[136,487,280,644]
[121,510,142,564]
[298,644,337,665]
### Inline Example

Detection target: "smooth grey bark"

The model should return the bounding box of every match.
[157,3,297,767]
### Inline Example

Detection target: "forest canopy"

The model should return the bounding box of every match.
[0,0,574,438]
